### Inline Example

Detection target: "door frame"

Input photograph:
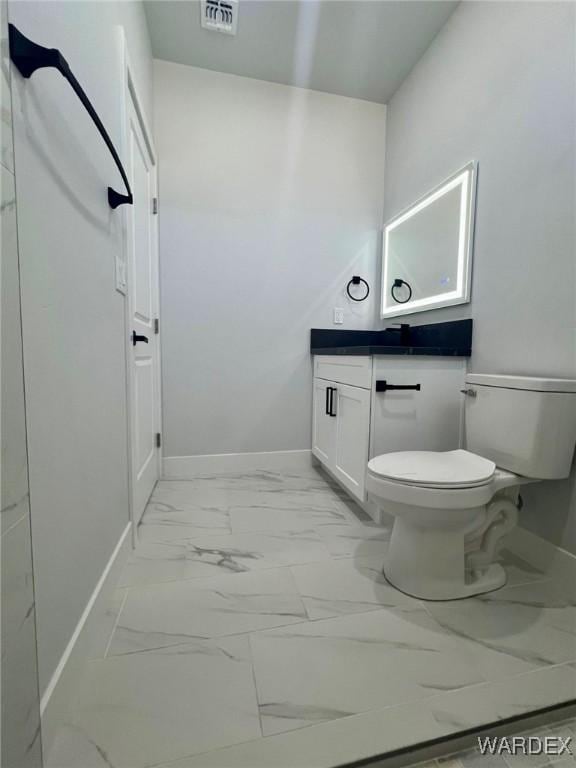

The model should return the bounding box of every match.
[117,28,162,545]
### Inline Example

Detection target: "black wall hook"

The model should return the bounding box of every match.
[9,24,133,209]
[346,276,370,302]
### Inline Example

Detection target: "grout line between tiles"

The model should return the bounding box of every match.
[104,599,418,659]
[1,503,30,538]
[103,587,130,658]
[246,631,265,740]
[118,540,344,590]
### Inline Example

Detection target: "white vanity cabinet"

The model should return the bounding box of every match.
[312,355,467,504]
[313,357,372,500]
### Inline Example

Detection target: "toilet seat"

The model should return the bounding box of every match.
[368,450,496,489]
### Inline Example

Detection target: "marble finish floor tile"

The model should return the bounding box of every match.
[161,468,344,494]
[64,636,261,768]
[108,567,307,655]
[1,168,28,537]
[424,580,576,681]
[250,608,487,736]
[427,662,576,734]
[160,697,450,768]
[229,499,355,534]
[47,724,116,768]
[315,523,392,559]
[150,481,230,508]
[118,529,332,587]
[152,475,356,523]
[225,486,358,513]
[139,499,231,542]
[289,557,422,620]
[151,679,576,768]
[89,587,128,659]
[1,594,42,768]
[2,513,36,657]
[49,471,576,768]
[494,549,549,588]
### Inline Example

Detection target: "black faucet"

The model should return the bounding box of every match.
[387,323,410,346]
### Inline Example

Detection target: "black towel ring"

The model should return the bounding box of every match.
[391,278,412,304]
[346,276,370,302]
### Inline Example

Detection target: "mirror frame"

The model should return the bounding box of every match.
[380,161,477,319]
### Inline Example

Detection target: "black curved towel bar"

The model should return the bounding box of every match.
[8,24,133,209]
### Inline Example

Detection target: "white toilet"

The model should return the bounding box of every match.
[367,374,576,601]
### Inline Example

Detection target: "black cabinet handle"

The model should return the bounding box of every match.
[329,387,337,417]
[325,386,331,415]
[376,380,421,393]
[132,332,149,346]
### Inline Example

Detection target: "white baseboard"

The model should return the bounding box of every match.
[163,449,313,478]
[40,522,132,756]
[507,524,576,586]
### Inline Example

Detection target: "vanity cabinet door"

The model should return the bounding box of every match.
[370,358,466,457]
[332,383,371,502]
[312,378,336,466]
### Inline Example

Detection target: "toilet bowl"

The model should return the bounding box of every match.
[367,450,528,600]
[367,374,576,601]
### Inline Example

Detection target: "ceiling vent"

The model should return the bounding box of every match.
[200,0,239,35]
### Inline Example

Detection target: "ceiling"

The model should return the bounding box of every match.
[144,0,458,104]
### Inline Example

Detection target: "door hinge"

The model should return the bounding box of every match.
[154,318,159,334]
[155,432,161,448]
[152,197,158,215]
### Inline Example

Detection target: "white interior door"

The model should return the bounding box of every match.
[126,92,160,524]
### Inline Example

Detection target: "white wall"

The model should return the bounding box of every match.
[381,1,576,551]
[9,0,153,696]
[1,0,42,761]
[154,61,386,459]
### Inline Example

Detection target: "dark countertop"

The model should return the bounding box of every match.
[311,345,471,356]
[310,319,472,357]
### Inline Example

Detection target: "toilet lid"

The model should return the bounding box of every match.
[368,450,496,488]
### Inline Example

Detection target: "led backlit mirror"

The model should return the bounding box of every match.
[381,162,477,318]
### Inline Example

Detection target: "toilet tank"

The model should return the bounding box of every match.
[464,374,576,479]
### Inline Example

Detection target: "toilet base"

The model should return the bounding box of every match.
[384,516,508,601]
[384,561,507,601]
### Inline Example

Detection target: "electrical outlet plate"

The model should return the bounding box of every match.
[333,308,344,325]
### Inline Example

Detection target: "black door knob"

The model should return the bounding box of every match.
[132,331,149,346]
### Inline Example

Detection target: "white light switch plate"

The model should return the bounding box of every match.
[333,308,344,325]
